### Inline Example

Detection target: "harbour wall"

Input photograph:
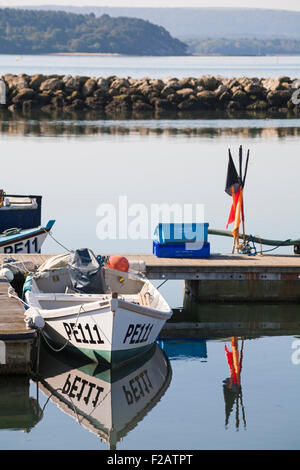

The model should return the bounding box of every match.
[1,73,300,117]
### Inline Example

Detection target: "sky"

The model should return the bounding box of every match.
[0,0,300,11]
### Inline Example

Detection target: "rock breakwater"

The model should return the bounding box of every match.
[1,73,300,117]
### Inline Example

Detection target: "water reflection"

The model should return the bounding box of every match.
[164,301,300,339]
[157,338,207,361]
[35,342,171,450]
[0,110,299,139]
[0,376,42,432]
[223,337,246,431]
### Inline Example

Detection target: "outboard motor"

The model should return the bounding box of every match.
[68,248,107,294]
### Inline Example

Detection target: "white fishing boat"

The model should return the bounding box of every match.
[24,248,173,364]
[0,220,55,254]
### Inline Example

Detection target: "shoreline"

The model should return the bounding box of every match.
[1,52,300,58]
[47,52,123,57]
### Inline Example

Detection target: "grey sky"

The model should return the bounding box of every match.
[0,0,300,10]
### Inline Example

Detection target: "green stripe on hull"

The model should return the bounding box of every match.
[111,344,153,365]
[77,344,153,365]
[45,339,153,367]
[72,345,112,364]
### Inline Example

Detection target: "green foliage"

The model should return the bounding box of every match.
[0,8,188,55]
[187,38,300,56]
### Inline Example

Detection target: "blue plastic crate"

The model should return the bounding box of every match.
[153,223,209,244]
[153,240,210,258]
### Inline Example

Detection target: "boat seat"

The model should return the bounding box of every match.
[33,292,109,302]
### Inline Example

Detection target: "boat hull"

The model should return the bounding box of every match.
[39,301,171,365]
[0,220,55,254]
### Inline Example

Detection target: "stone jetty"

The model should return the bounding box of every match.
[1,73,300,117]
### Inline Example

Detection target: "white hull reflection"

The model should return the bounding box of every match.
[36,342,172,449]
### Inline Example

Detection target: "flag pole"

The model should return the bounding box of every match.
[231,186,237,253]
[241,191,245,243]
[239,146,245,244]
[241,149,249,244]
[225,147,249,254]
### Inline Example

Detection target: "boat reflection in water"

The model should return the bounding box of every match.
[36,342,172,449]
[0,376,42,432]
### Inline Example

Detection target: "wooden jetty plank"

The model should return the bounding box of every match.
[0,278,36,374]
[2,253,300,279]
[2,252,300,268]
[0,279,33,336]
[123,254,300,279]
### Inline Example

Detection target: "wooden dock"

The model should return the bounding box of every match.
[0,278,36,374]
[2,252,300,279]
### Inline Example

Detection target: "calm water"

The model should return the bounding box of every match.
[1,312,300,451]
[0,55,300,450]
[0,54,300,79]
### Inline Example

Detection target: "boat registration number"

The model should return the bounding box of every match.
[3,237,39,253]
[123,323,154,344]
[63,322,105,344]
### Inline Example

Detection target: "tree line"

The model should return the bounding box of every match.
[187,38,300,56]
[0,8,188,55]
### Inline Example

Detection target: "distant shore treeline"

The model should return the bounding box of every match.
[188,38,300,56]
[0,8,187,56]
[15,6,300,41]
[2,73,300,118]
[1,8,300,56]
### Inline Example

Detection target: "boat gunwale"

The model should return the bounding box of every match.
[28,297,172,321]
[26,290,172,321]
[118,298,172,320]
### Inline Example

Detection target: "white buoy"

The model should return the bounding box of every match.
[0,268,14,282]
[24,307,45,330]
[0,79,6,105]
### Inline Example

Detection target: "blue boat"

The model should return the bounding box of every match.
[0,220,55,254]
[0,191,55,253]
[0,192,42,233]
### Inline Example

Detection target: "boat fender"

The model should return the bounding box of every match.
[0,267,14,282]
[24,307,45,330]
[107,255,129,272]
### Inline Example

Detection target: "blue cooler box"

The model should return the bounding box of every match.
[153,223,210,258]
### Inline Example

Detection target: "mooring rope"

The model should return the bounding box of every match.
[41,226,73,253]
[40,303,84,353]
[238,235,292,256]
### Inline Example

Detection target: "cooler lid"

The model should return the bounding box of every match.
[153,223,209,243]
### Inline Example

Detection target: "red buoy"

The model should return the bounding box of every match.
[107,255,129,272]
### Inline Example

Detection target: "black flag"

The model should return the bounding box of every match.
[225,150,240,196]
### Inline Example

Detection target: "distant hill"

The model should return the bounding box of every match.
[16,6,300,40]
[188,38,300,56]
[0,8,188,55]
